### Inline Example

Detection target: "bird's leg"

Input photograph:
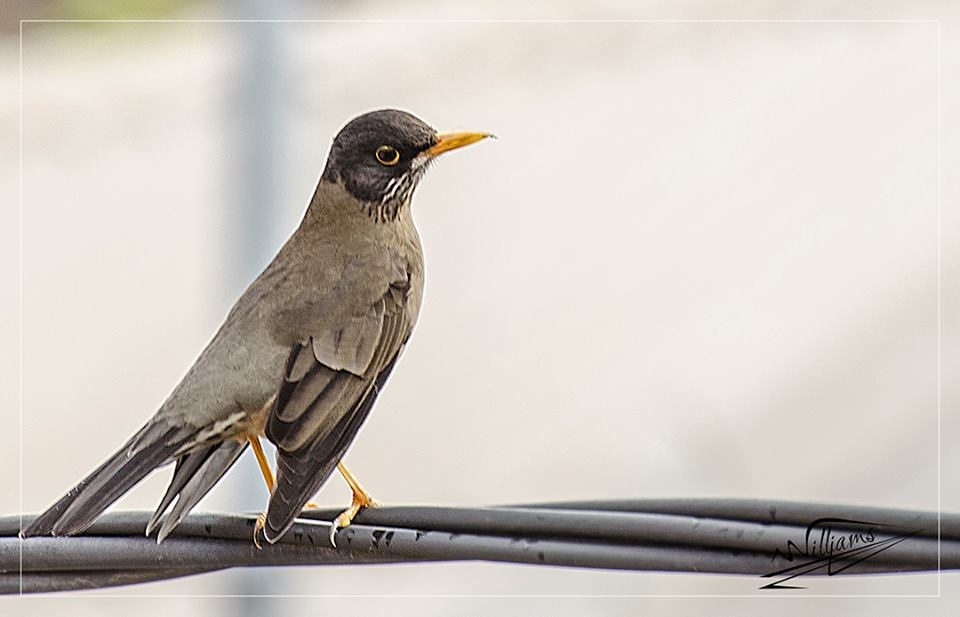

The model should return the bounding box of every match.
[247,435,275,494]
[329,461,379,546]
[337,462,379,508]
[247,436,274,549]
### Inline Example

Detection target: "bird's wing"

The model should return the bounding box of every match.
[262,277,413,542]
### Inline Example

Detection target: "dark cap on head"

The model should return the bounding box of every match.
[320,109,438,208]
[320,109,493,220]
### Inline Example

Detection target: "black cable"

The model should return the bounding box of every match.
[516,499,955,539]
[2,499,956,594]
[4,568,228,595]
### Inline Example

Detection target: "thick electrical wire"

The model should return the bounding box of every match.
[2,499,956,594]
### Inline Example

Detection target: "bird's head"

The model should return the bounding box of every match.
[321,109,493,220]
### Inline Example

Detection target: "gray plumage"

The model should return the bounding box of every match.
[22,109,489,544]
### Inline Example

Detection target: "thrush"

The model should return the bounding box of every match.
[21,109,492,545]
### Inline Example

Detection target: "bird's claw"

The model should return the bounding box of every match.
[253,512,267,550]
[328,495,379,548]
[327,506,357,548]
[328,518,341,548]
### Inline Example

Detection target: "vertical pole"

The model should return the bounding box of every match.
[226,2,290,608]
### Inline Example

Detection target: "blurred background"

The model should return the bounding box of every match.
[2,0,958,614]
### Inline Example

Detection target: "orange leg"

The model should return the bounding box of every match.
[329,461,379,546]
[248,435,275,494]
[248,436,274,549]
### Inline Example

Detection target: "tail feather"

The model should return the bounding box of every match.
[24,422,252,543]
[21,422,181,538]
[21,452,126,538]
[151,440,246,543]
[145,446,218,536]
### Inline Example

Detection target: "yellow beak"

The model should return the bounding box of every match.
[424,131,495,158]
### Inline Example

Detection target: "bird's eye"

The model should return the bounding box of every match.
[375,145,400,166]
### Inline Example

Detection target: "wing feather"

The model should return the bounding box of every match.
[262,279,412,542]
[286,343,318,383]
[310,298,386,376]
[276,363,338,424]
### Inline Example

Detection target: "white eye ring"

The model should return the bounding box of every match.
[376,145,400,166]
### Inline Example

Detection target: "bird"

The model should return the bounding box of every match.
[21,108,493,546]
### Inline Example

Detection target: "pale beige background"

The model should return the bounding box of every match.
[1,0,958,615]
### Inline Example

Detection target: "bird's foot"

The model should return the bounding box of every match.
[328,490,379,548]
[253,512,267,550]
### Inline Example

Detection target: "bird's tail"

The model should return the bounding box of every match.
[21,420,247,542]
[21,420,183,538]
[145,439,247,543]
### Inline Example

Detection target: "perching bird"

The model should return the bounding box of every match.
[21,109,493,545]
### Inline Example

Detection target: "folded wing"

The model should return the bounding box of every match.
[262,279,412,542]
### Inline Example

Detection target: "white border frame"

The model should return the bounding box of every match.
[16,17,943,599]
